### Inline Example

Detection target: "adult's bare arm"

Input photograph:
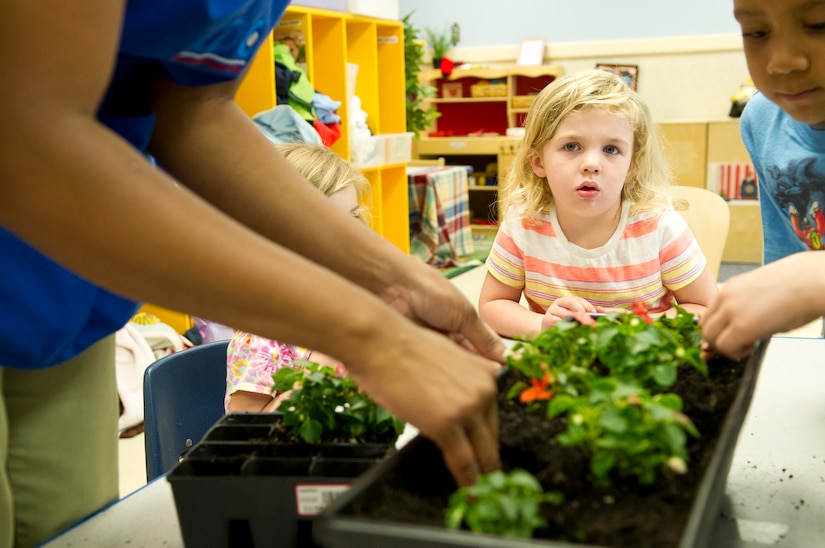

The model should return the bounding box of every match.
[0,0,502,485]
[146,74,504,363]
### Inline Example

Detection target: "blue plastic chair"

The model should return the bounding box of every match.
[143,340,229,481]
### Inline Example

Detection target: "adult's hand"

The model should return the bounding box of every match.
[345,322,501,487]
[382,261,507,364]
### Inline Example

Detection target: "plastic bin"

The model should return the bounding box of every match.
[353,132,412,167]
[383,132,413,164]
[346,0,399,20]
[167,413,394,548]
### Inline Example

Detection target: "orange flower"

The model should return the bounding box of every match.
[520,374,554,403]
[632,301,653,324]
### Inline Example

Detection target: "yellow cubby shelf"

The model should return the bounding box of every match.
[235,6,409,254]
[142,8,408,332]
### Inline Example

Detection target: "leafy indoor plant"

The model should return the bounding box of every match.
[168,361,404,548]
[425,25,453,69]
[272,360,404,444]
[316,307,769,547]
[505,307,706,486]
[403,12,440,137]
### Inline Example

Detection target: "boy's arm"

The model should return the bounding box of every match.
[701,252,825,358]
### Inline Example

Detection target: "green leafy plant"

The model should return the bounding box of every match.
[549,378,697,485]
[272,361,404,444]
[402,12,440,136]
[445,469,563,538]
[505,306,707,485]
[425,25,453,61]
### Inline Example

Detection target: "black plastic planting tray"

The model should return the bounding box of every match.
[167,413,394,548]
[315,340,769,548]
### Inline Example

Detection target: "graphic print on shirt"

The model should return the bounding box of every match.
[768,158,825,250]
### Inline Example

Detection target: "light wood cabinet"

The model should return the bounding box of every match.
[413,65,564,224]
[658,119,762,264]
[236,6,409,252]
[707,120,763,264]
[657,121,708,188]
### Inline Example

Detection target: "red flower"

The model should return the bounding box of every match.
[632,301,653,324]
[520,374,554,403]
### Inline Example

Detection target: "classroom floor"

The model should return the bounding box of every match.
[117,261,823,498]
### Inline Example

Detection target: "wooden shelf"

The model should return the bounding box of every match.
[422,65,565,137]
[432,97,508,104]
[415,66,565,225]
[423,65,564,81]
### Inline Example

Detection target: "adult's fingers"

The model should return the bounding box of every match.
[436,404,501,487]
[459,317,507,365]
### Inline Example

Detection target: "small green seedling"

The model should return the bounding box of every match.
[445,469,563,538]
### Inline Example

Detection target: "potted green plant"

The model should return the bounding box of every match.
[403,12,440,137]
[425,25,453,70]
[167,362,404,548]
[316,308,769,547]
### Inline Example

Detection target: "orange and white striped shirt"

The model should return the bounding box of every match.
[487,201,706,314]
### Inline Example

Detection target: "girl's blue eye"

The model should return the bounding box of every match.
[604,145,619,154]
[564,143,579,151]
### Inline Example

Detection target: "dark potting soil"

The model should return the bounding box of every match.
[345,354,747,547]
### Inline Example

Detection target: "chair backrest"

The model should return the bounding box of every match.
[671,185,731,281]
[143,340,229,481]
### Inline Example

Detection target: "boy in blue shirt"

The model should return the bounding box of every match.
[703,0,825,357]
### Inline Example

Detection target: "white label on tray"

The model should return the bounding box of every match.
[295,483,351,516]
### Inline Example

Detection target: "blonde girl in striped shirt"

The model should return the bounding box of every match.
[479,69,718,338]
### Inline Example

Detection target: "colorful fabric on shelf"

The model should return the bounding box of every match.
[408,166,474,264]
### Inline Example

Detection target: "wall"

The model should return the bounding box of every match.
[399,0,740,47]
[401,0,751,121]
[447,34,750,122]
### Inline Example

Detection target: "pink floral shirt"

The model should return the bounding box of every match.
[224,331,311,412]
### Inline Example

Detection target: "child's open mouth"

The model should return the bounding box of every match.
[576,183,600,199]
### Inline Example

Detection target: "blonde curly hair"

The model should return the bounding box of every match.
[275,142,372,223]
[500,69,673,220]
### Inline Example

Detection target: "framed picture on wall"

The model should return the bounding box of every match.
[517,38,545,66]
[595,63,639,90]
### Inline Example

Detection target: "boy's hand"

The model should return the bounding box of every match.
[701,252,825,358]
